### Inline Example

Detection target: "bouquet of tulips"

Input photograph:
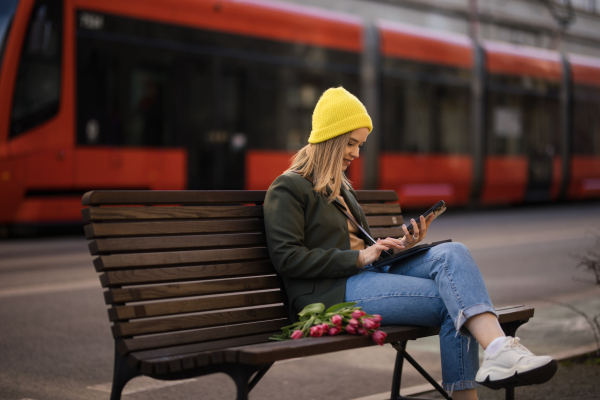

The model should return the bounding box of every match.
[269,302,387,346]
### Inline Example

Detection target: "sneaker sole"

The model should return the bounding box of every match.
[478,359,558,390]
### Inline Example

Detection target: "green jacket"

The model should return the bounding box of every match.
[264,171,373,318]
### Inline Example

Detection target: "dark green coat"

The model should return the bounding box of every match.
[264,171,373,318]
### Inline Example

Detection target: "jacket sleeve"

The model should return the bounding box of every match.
[264,174,360,279]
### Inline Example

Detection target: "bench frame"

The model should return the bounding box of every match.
[82,190,533,400]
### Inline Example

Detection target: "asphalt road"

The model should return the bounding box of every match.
[1,201,599,400]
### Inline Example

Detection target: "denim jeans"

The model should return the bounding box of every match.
[345,242,497,392]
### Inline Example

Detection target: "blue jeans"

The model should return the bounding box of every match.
[345,242,497,392]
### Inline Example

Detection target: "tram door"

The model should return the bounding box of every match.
[173,59,247,190]
[524,95,559,202]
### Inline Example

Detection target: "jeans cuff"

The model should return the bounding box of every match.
[442,380,481,394]
[455,303,498,335]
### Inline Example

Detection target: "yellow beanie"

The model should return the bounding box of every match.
[308,87,373,144]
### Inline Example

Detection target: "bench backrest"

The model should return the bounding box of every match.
[82,190,403,363]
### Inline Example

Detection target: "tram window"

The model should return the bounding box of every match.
[573,85,600,156]
[76,11,359,151]
[247,66,358,151]
[381,76,471,154]
[487,93,560,156]
[0,0,20,70]
[10,0,62,138]
[77,38,175,147]
[487,93,524,155]
[486,75,561,157]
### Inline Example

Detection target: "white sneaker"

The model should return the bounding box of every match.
[475,337,557,390]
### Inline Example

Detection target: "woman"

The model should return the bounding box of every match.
[264,87,556,400]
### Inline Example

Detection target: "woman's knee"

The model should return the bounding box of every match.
[433,242,473,262]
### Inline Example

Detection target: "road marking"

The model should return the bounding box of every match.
[87,377,196,395]
[0,279,99,298]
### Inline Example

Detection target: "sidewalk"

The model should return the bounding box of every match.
[353,291,600,400]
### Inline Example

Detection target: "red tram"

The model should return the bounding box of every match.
[1,0,599,227]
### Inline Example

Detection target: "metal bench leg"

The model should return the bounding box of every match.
[390,341,451,400]
[224,363,273,400]
[500,319,529,400]
[110,345,141,400]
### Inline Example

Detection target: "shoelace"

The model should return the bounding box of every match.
[506,337,533,355]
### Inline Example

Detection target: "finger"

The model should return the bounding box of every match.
[420,215,428,234]
[411,219,419,240]
[425,213,434,228]
[383,238,404,249]
[374,243,389,252]
[402,224,410,240]
[390,237,406,248]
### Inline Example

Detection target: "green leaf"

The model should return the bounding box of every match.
[298,303,325,317]
[325,302,357,313]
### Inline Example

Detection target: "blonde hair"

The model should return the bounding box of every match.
[286,132,352,202]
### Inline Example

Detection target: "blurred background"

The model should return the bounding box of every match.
[0,0,600,234]
[1,2,600,400]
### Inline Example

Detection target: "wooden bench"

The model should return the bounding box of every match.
[82,190,534,400]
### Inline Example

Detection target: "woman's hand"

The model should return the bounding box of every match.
[359,237,405,266]
[400,214,434,250]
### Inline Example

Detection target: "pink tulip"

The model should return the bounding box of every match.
[310,325,324,337]
[345,324,357,334]
[352,310,366,319]
[291,330,304,340]
[372,330,387,346]
[331,315,343,326]
[328,326,341,336]
[372,314,382,323]
[357,327,368,336]
[349,318,360,327]
[362,318,376,330]
[372,322,381,330]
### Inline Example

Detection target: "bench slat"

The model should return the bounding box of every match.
[85,219,264,239]
[82,205,263,222]
[137,333,275,374]
[371,227,405,239]
[133,330,279,365]
[366,215,404,227]
[113,305,287,338]
[355,191,398,202]
[94,247,269,271]
[361,203,402,215]
[496,305,535,323]
[119,319,289,355]
[90,233,266,255]
[227,325,440,365]
[100,260,275,287]
[105,275,282,304]
[83,191,399,207]
[82,190,267,206]
[109,290,284,321]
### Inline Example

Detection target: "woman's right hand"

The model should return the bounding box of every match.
[359,238,405,267]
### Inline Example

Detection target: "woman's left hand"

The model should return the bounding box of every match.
[400,214,434,249]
